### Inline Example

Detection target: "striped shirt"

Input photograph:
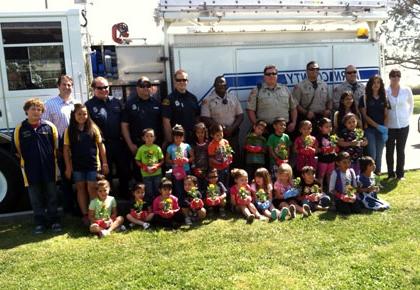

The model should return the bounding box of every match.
[43,96,80,137]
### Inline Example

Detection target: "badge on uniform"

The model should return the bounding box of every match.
[132,104,137,111]
[162,98,170,106]
[175,100,180,107]
[93,107,98,113]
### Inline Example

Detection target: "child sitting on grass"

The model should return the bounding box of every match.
[230,168,264,223]
[126,183,154,230]
[329,151,362,215]
[357,156,390,211]
[152,178,184,229]
[250,167,279,220]
[182,175,207,225]
[89,179,124,238]
[299,166,330,213]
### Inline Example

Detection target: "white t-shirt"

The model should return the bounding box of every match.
[386,86,414,129]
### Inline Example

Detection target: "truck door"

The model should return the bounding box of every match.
[0,60,6,132]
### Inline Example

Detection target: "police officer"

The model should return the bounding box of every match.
[246,65,297,135]
[121,76,162,154]
[201,76,244,166]
[292,61,332,133]
[85,76,130,198]
[162,69,200,145]
[333,65,366,111]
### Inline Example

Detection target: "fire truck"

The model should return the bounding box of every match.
[0,0,391,212]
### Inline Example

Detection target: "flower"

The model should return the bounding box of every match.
[256,189,268,202]
[276,143,288,160]
[355,128,364,141]
[207,184,219,199]
[162,198,172,212]
[330,134,338,147]
[293,177,301,188]
[304,136,312,148]
[238,186,250,200]
[311,184,320,193]
[134,199,144,211]
[345,184,357,197]
[175,145,184,160]
[187,187,200,199]
[97,201,109,219]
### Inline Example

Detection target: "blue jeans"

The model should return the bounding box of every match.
[386,126,409,178]
[143,175,161,205]
[365,127,385,172]
[28,182,60,226]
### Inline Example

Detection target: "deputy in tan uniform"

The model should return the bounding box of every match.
[333,65,366,110]
[246,65,297,134]
[292,61,332,129]
[201,76,244,166]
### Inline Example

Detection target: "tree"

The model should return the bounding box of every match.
[381,0,420,70]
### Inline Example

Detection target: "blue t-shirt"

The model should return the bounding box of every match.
[167,143,192,172]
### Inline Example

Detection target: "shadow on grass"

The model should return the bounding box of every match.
[380,178,399,194]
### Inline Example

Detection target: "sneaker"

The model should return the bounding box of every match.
[33,225,45,235]
[259,215,268,221]
[118,225,127,232]
[185,217,192,225]
[219,208,226,217]
[279,208,289,222]
[51,223,62,233]
[129,223,136,229]
[246,214,255,224]
[397,177,406,181]
[142,222,150,230]
[100,229,110,237]
[302,204,312,217]
[270,209,277,220]
[289,205,296,219]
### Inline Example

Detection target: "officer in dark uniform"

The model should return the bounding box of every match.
[121,76,162,180]
[162,69,200,146]
[85,76,130,198]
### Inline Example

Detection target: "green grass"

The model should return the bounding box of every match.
[1,172,419,290]
[414,95,420,114]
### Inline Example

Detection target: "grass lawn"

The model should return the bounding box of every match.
[1,172,419,290]
[414,95,420,114]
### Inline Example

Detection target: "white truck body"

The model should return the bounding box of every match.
[0,1,391,212]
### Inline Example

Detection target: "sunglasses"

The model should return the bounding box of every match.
[308,67,320,71]
[346,71,357,75]
[138,83,152,88]
[175,79,188,82]
[264,72,277,76]
[95,86,109,90]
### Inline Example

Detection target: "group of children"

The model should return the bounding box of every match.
[16,97,390,237]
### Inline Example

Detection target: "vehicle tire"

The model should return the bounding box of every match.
[0,147,26,213]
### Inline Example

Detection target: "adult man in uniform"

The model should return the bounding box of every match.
[333,65,365,110]
[292,61,332,133]
[246,65,297,135]
[43,75,79,215]
[162,69,200,145]
[122,76,162,181]
[85,76,130,198]
[201,76,244,166]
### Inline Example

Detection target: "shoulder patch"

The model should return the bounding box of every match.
[202,99,208,105]
[162,98,170,106]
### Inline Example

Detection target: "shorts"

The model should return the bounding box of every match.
[73,170,97,182]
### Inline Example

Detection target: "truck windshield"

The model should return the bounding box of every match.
[1,21,65,91]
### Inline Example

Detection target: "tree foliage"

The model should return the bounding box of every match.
[381,0,420,70]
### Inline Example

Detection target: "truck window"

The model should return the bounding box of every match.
[1,21,65,91]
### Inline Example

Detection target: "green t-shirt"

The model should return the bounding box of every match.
[267,133,292,165]
[88,196,116,220]
[135,144,164,177]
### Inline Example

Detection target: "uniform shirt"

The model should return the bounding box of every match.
[333,81,365,110]
[385,86,414,129]
[43,96,80,138]
[13,119,58,186]
[247,82,296,124]
[135,144,164,177]
[64,125,102,171]
[162,89,200,142]
[201,90,243,127]
[85,96,122,141]
[293,79,330,114]
[122,96,162,146]
[89,196,116,220]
